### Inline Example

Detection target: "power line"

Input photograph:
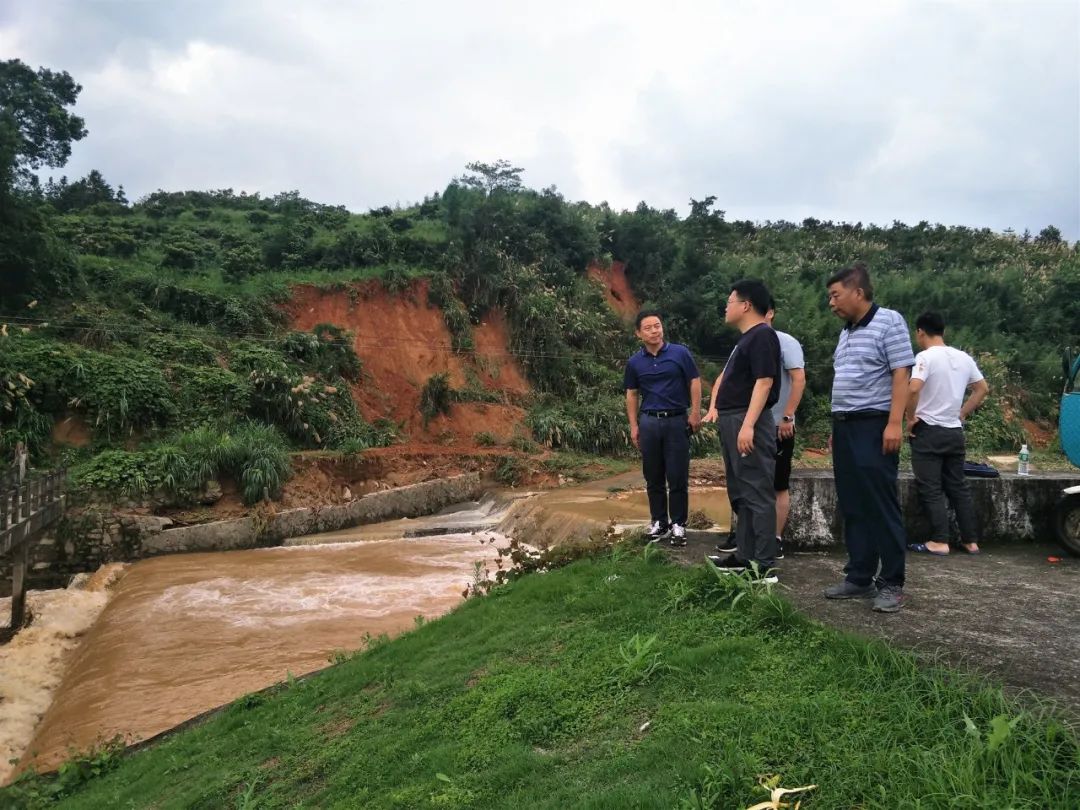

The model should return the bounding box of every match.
[1,315,734,365]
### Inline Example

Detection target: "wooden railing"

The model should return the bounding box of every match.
[2,446,66,636]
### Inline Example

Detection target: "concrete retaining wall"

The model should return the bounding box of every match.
[786,469,1080,548]
[144,473,483,555]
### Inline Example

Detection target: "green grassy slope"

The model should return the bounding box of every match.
[6,552,1077,808]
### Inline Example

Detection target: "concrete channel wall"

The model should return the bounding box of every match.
[143,473,484,555]
[500,470,1080,551]
[782,470,1080,548]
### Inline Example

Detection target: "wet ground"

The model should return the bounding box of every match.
[668,529,1080,714]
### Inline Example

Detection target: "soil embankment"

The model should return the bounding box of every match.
[284,280,530,448]
[587,260,639,323]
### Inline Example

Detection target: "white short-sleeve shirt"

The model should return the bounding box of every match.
[911,345,984,428]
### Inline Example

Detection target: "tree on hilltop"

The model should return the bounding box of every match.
[458,159,525,194]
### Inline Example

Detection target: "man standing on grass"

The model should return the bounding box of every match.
[905,311,989,556]
[704,279,781,581]
[765,297,806,559]
[704,296,805,562]
[823,262,914,613]
[624,310,702,547]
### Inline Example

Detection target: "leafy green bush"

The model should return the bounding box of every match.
[172,365,251,426]
[420,372,454,426]
[222,242,263,282]
[280,324,361,381]
[71,448,171,497]
[72,422,292,505]
[527,395,632,455]
[426,273,474,353]
[494,456,527,486]
[140,334,218,366]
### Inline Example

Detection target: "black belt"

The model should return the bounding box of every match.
[642,409,687,418]
[831,410,889,421]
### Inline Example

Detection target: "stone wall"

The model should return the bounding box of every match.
[786,469,1080,548]
[1,474,483,595]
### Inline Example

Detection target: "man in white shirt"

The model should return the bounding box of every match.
[765,298,805,558]
[905,312,990,555]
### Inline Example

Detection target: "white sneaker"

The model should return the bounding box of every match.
[646,521,669,542]
[669,524,687,546]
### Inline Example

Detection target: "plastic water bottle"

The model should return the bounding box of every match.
[1017,444,1030,476]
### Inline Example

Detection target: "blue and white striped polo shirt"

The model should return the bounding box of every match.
[831,304,914,413]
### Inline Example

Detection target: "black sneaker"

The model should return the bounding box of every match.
[669,524,687,547]
[775,537,785,560]
[706,553,746,572]
[645,521,669,542]
[715,530,737,554]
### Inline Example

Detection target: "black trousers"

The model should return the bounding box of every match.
[832,414,906,588]
[718,409,777,568]
[910,423,979,544]
[639,412,690,527]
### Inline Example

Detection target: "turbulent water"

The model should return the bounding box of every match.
[11,533,501,778]
[0,564,127,784]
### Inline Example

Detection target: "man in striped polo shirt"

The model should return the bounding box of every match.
[823,262,915,613]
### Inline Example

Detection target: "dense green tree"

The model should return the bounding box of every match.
[0,59,87,189]
[0,59,88,301]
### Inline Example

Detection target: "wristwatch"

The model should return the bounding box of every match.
[781,415,795,423]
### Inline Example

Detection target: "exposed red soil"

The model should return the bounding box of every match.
[415,402,529,444]
[587,260,639,323]
[50,414,92,447]
[1022,419,1055,448]
[284,281,530,447]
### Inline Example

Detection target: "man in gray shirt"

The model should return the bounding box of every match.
[766,298,806,558]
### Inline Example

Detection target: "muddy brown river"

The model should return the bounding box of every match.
[17,534,499,776]
[6,480,732,779]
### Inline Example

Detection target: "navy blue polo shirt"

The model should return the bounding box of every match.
[623,342,700,411]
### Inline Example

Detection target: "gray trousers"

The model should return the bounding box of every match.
[718,409,778,568]
[910,423,980,544]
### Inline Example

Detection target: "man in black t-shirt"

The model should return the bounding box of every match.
[702,279,781,579]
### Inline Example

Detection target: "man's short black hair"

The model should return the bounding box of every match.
[635,309,663,329]
[915,311,946,336]
[826,261,874,301]
[768,295,777,312]
[730,279,771,317]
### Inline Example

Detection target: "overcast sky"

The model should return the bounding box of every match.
[3,1,1078,238]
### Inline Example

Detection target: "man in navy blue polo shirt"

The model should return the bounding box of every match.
[624,310,702,546]
[823,262,915,613]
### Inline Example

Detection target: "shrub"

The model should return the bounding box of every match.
[222,243,263,282]
[280,324,361,381]
[527,395,632,455]
[494,456,527,486]
[73,423,293,505]
[420,372,454,426]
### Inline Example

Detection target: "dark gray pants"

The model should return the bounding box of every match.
[910,423,979,544]
[718,409,777,568]
[639,412,691,527]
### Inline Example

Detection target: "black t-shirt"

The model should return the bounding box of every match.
[715,323,781,412]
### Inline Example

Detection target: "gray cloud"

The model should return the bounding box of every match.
[3,0,1077,237]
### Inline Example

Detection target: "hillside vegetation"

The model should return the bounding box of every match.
[3,60,1079,506]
